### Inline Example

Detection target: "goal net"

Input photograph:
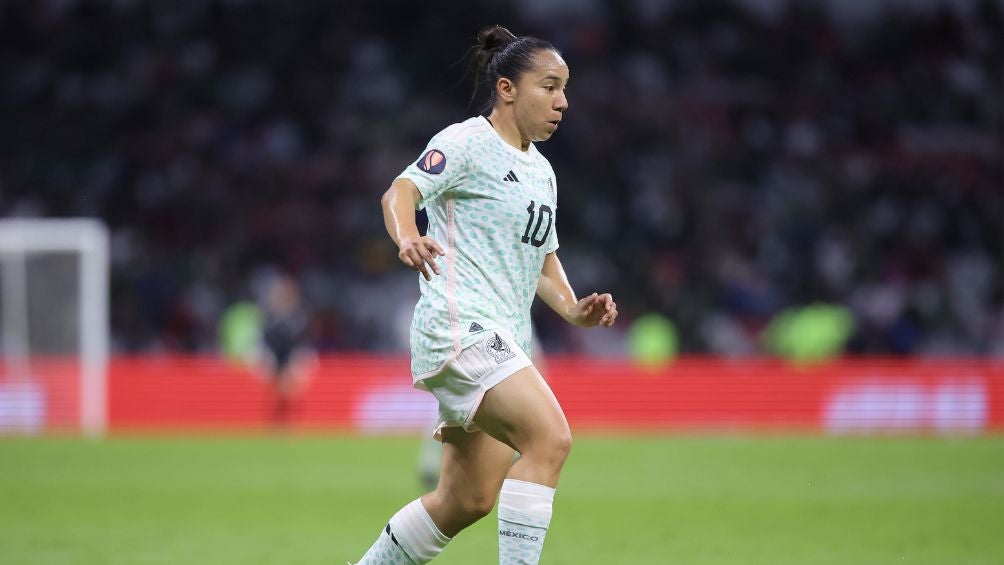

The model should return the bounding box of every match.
[0,219,109,436]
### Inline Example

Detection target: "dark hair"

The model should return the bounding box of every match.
[471,26,559,113]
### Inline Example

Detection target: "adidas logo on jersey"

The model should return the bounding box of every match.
[469,322,484,333]
[502,170,520,183]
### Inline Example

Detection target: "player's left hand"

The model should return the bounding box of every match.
[568,292,617,328]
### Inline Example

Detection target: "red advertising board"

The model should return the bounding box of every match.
[97,356,1004,435]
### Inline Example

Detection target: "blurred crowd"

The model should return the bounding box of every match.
[1,0,1001,356]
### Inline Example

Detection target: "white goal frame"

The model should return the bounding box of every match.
[0,219,109,436]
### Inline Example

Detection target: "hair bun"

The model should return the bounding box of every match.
[477,25,517,53]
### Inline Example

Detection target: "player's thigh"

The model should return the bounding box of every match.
[471,365,570,453]
[437,427,515,508]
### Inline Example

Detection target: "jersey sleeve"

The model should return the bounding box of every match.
[397,137,470,210]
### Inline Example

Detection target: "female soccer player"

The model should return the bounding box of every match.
[355,26,617,564]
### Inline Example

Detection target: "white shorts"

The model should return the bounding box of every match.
[415,331,533,441]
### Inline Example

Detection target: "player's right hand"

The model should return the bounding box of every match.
[398,236,445,281]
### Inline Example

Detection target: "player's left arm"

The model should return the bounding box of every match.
[536,252,617,328]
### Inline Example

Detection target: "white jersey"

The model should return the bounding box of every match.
[398,116,559,379]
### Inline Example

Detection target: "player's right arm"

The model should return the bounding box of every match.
[381,178,445,281]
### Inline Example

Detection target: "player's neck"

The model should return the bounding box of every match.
[486,111,530,152]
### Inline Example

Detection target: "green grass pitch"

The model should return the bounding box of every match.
[1,434,1002,564]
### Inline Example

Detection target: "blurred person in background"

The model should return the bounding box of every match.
[258,272,316,425]
[219,271,316,426]
[355,26,617,565]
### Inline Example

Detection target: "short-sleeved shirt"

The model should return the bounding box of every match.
[398,116,559,380]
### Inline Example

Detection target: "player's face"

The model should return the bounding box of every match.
[513,49,569,142]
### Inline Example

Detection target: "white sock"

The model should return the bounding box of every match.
[357,499,450,564]
[497,479,555,565]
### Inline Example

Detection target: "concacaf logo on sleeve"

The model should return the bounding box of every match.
[417,149,446,174]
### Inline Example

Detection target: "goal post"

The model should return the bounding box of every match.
[0,219,109,437]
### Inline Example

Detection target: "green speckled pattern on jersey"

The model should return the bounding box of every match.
[398,116,558,379]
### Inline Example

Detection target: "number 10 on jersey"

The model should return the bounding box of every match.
[521,200,553,248]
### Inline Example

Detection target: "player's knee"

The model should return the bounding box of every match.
[524,427,572,471]
[457,490,497,521]
[549,428,573,466]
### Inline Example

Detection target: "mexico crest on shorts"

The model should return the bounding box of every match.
[483,333,515,364]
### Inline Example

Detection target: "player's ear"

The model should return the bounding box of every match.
[496,77,516,103]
